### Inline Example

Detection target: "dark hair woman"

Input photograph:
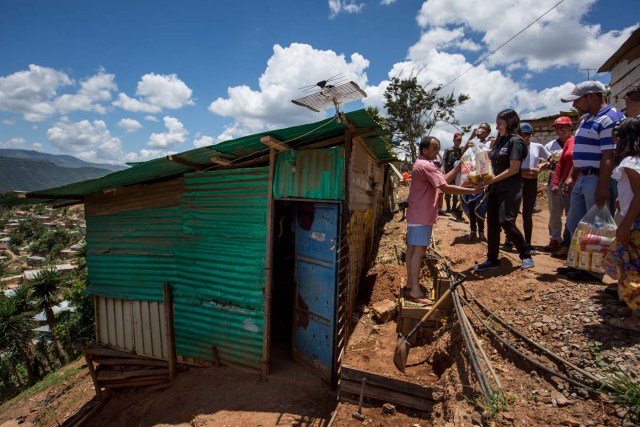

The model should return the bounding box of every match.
[474,109,534,271]
[603,117,640,331]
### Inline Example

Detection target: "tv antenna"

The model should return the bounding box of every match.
[292,74,367,123]
[580,68,596,80]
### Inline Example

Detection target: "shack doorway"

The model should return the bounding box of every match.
[271,200,340,383]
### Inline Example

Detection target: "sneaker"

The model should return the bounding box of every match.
[543,240,561,252]
[503,241,514,251]
[521,258,535,269]
[474,261,500,271]
[438,209,448,216]
[528,245,537,255]
[551,246,569,259]
[468,231,477,241]
[533,206,542,213]
[478,232,486,241]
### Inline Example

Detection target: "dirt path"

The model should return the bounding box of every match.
[332,186,638,426]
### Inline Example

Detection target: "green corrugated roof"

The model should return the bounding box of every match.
[24,109,393,200]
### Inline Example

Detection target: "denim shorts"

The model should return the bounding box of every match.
[407,224,433,246]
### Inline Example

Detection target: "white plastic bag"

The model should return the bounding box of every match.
[567,205,617,273]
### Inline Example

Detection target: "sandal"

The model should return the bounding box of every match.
[607,317,640,332]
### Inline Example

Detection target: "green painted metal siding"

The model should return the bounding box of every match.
[173,168,268,367]
[85,207,181,301]
[273,147,345,200]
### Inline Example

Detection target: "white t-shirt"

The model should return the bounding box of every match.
[545,139,563,152]
[613,156,640,217]
[522,142,551,170]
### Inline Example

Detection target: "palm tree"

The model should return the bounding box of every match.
[0,297,37,383]
[30,268,66,363]
[11,284,34,314]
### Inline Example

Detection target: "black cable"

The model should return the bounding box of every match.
[457,292,597,393]
[452,288,494,397]
[440,0,566,91]
[461,284,604,385]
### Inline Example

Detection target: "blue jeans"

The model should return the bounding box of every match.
[565,174,598,241]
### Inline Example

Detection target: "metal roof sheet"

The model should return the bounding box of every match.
[25,109,393,200]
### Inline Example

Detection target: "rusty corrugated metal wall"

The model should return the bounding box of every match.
[174,168,268,368]
[273,147,345,200]
[85,168,268,370]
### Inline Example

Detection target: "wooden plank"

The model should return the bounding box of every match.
[93,357,169,367]
[163,283,176,381]
[81,343,103,400]
[262,147,275,381]
[340,365,438,398]
[102,378,169,389]
[339,379,434,412]
[83,344,164,360]
[297,135,344,151]
[97,368,169,381]
[211,156,233,166]
[96,297,108,345]
[260,135,290,151]
[166,154,205,171]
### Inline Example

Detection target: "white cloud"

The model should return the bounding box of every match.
[2,119,15,125]
[416,0,637,72]
[113,73,193,113]
[381,0,396,4]
[54,69,117,114]
[0,64,72,121]
[144,115,159,122]
[193,134,214,148]
[147,116,188,148]
[32,143,43,151]
[118,118,143,133]
[46,119,123,162]
[208,43,370,140]
[0,137,26,148]
[329,0,364,18]
[112,93,161,113]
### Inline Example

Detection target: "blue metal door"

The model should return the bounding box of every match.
[293,202,339,382]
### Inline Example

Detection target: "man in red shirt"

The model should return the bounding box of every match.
[404,137,481,302]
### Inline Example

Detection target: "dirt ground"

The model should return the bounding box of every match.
[2,184,639,427]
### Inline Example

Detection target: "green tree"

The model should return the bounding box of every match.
[0,297,37,383]
[30,268,66,363]
[383,75,470,163]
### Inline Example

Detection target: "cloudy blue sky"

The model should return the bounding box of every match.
[0,0,638,164]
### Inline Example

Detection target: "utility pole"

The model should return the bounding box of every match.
[580,68,597,80]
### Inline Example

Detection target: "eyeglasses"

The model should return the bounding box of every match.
[479,127,489,131]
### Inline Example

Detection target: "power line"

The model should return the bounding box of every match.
[441,0,567,91]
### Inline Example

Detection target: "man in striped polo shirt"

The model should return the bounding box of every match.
[559,81,624,281]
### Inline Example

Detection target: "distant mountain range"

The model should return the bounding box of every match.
[0,149,128,193]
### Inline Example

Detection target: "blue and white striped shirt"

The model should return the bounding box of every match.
[572,105,624,171]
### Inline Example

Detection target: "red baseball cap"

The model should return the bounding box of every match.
[552,116,572,127]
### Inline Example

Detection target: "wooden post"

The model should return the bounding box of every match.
[262,147,276,381]
[163,283,177,381]
[81,342,103,400]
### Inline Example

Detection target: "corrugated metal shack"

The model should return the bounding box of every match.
[22,109,395,385]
